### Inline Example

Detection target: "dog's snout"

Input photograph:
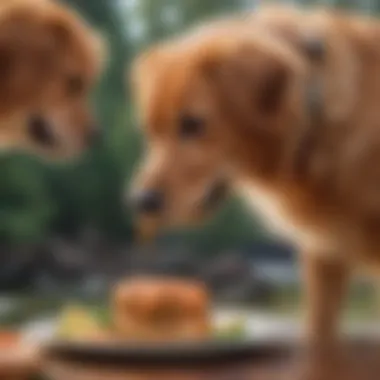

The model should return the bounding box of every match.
[131,190,164,215]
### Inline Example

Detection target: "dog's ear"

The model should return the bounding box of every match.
[204,43,291,122]
[0,14,29,83]
[0,4,75,109]
[0,13,44,103]
[0,9,59,78]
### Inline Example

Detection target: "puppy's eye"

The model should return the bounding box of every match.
[179,115,204,139]
[67,75,85,96]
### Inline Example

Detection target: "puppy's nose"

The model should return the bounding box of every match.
[28,115,55,146]
[131,190,164,215]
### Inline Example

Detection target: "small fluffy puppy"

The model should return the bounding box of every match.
[0,0,104,159]
[130,5,380,348]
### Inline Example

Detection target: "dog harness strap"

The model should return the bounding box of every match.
[303,35,324,124]
[293,35,325,178]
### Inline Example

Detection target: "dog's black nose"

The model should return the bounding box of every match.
[28,115,55,146]
[131,190,164,214]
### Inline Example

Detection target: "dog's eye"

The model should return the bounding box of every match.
[179,115,204,139]
[67,75,85,96]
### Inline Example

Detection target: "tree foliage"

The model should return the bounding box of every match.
[0,0,373,251]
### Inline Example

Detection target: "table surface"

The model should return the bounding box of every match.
[43,346,380,380]
[4,342,380,380]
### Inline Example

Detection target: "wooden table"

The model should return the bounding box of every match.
[44,359,288,380]
[42,343,380,380]
[4,341,380,380]
[43,358,380,380]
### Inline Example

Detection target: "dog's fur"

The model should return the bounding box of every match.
[131,6,380,346]
[0,0,104,159]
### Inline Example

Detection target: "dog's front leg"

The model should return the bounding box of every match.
[295,253,351,380]
[301,252,350,347]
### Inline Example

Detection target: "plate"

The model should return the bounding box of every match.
[43,337,295,369]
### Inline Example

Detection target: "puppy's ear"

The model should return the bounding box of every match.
[0,8,58,77]
[204,44,291,120]
[44,12,106,75]
[0,5,74,107]
[0,15,29,81]
[0,13,45,102]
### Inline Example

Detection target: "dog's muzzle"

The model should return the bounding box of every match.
[201,179,230,212]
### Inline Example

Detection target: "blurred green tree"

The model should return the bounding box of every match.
[0,155,55,245]
[4,0,373,251]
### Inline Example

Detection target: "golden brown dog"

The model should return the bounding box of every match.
[0,0,104,160]
[130,5,380,348]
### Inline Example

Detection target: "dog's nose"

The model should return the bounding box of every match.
[131,190,164,215]
[28,115,56,147]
